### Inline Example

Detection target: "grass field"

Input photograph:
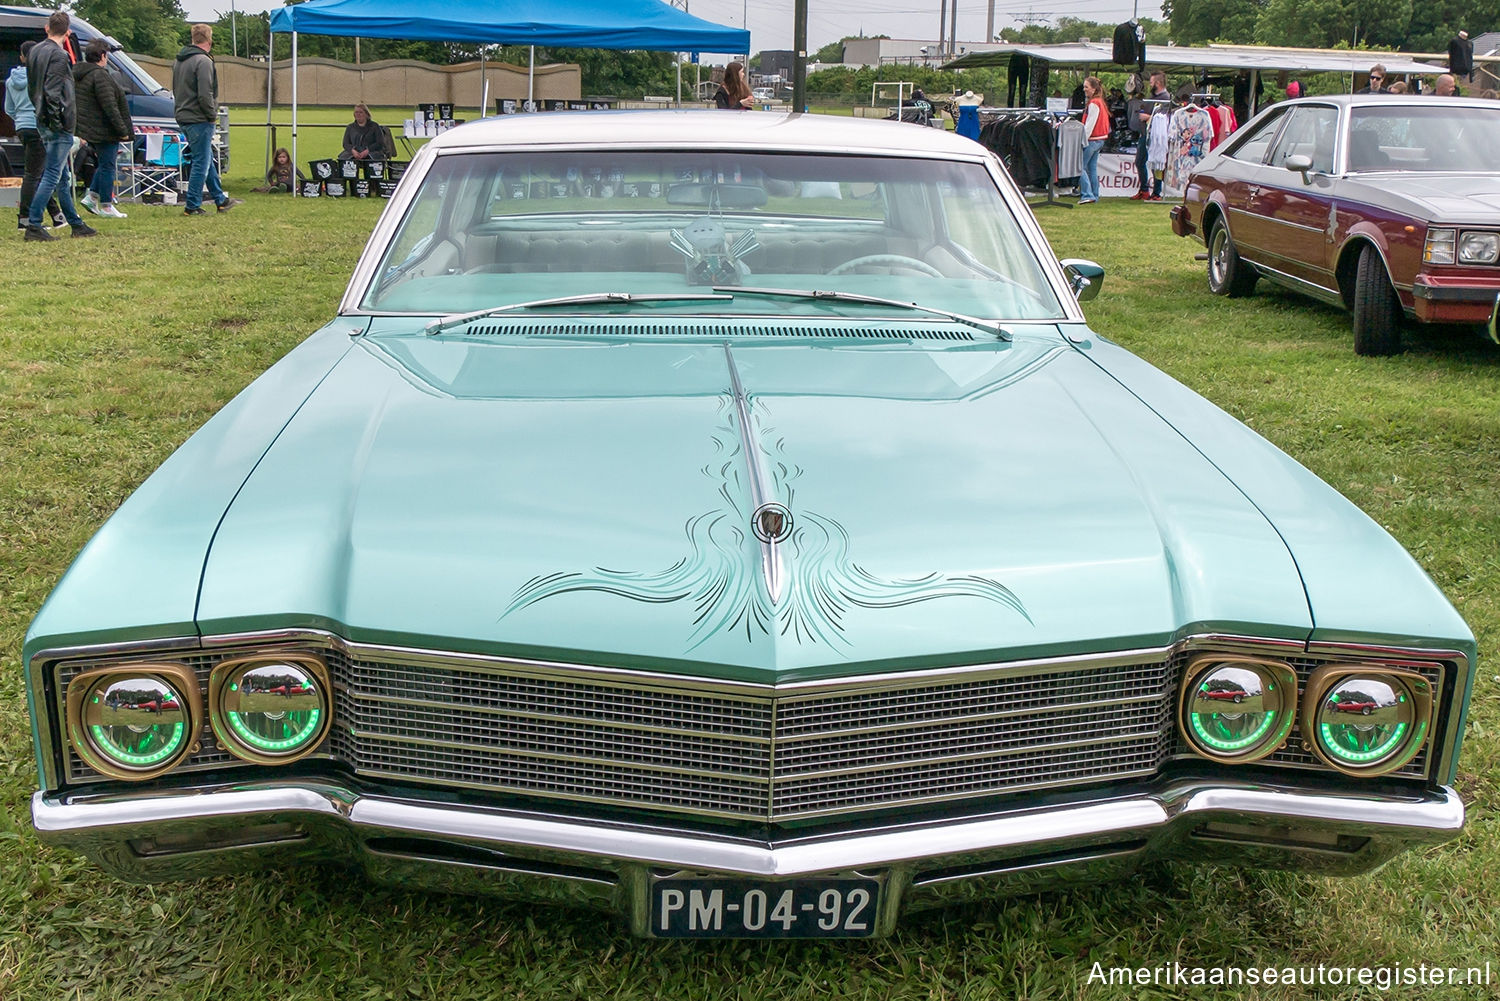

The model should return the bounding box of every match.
[1,156,1497,999]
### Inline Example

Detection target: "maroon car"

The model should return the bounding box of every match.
[1171,95,1500,355]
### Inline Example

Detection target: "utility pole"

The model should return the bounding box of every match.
[949,0,957,63]
[793,0,806,110]
[230,0,238,58]
[987,0,995,44]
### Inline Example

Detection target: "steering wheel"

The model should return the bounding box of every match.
[827,254,945,278]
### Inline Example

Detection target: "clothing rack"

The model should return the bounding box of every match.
[978,107,1077,210]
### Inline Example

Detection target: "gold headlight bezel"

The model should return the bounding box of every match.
[1301,665,1434,777]
[1178,655,1298,764]
[208,653,333,765]
[65,663,202,781]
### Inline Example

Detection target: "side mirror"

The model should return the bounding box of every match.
[1060,259,1105,301]
[1284,153,1314,183]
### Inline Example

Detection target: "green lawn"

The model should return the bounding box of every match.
[1,178,1496,999]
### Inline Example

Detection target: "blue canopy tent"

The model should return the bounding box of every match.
[269,0,750,188]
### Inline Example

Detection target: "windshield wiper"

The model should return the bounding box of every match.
[715,286,1012,341]
[425,292,735,335]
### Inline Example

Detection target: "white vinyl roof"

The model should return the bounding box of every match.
[942,42,1449,76]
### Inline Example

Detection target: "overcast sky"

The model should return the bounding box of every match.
[182,0,1163,56]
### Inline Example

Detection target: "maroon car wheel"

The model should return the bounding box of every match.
[1352,245,1402,356]
[1207,219,1257,298]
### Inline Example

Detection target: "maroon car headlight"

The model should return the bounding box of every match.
[65,664,201,780]
[1459,231,1499,265]
[1179,656,1297,763]
[1302,666,1433,776]
[209,654,332,764]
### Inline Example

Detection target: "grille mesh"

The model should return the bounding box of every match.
[55,644,1443,819]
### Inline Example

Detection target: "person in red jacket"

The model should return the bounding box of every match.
[1078,76,1110,204]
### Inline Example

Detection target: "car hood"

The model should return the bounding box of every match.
[1357,173,1500,223]
[197,329,1311,682]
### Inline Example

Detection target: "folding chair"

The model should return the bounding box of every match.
[118,131,183,202]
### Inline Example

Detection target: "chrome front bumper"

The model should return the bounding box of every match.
[33,778,1464,937]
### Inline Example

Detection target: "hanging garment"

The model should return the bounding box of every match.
[1449,35,1474,77]
[1055,118,1084,180]
[956,105,980,141]
[1113,21,1139,65]
[1007,52,1029,107]
[1167,103,1215,191]
[1147,109,1170,174]
[1027,59,1050,109]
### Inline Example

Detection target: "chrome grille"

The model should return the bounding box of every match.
[54,642,1443,816]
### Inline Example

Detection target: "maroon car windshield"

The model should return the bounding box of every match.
[1347,105,1500,172]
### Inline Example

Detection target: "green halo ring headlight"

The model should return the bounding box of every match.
[209,653,331,765]
[1302,665,1433,777]
[65,664,201,780]
[1178,655,1297,763]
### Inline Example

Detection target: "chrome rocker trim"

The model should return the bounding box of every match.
[33,778,1463,937]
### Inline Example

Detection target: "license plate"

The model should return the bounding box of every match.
[651,877,879,938]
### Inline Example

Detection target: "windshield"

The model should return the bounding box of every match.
[1347,105,1500,172]
[362,150,1065,322]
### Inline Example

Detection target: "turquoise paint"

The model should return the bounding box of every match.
[195,324,1313,684]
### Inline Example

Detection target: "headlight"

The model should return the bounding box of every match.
[1423,228,1455,264]
[1301,666,1433,776]
[1458,231,1499,265]
[209,654,331,764]
[65,664,201,780]
[1178,656,1297,763]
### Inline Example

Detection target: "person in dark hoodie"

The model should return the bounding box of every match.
[4,41,65,231]
[74,39,133,219]
[173,23,240,215]
[23,11,95,241]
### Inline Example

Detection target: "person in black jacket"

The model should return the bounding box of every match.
[22,11,95,241]
[339,103,388,160]
[1449,31,1474,80]
[74,40,133,219]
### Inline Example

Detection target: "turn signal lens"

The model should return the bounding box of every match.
[210,654,331,764]
[1303,666,1433,776]
[66,664,201,780]
[1179,656,1297,763]
[1424,228,1456,264]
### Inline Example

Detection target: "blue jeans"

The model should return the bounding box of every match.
[29,127,82,229]
[181,121,224,210]
[1079,139,1105,201]
[89,140,121,204]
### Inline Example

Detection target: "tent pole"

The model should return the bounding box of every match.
[676,55,682,106]
[292,31,299,196]
[265,29,273,181]
[480,47,487,117]
[528,45,535,108]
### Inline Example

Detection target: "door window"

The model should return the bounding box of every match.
[1267,106,1338,174]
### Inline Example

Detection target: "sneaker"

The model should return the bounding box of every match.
[184,206,206,216]
[99,204,128,219]
[24,224,56,242]
[1130,191,1148,200]
[1144,194,1163,202]
[215,197,243,212]
[1078,197,1097,205]
[71,222,98,238]
[50,213,65,228]
[80,191,102,215]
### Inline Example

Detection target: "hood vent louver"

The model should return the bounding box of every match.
[461,321,975,342]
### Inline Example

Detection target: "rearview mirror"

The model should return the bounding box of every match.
[1284,153,1314,183]
[1060,259,1105,301]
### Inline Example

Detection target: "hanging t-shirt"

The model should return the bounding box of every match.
[1147,109,1171,173]
[1167,103,1215,191]
[1055,119,1083,179]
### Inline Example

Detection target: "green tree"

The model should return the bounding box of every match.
[1161,0,1264,44]
[74,0,187,58]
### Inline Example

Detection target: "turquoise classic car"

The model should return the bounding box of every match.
[27,112,1473,939]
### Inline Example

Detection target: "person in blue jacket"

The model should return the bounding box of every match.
[4,41,65,232]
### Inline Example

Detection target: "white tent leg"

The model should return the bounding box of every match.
[292,31,299,196]
[265,31,274,176]
[480,47,487,117]
[528,45,535,109]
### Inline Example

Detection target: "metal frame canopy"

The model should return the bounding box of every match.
[941,42,1448,76]
[268,0,751,191]
[268,0,749,51]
